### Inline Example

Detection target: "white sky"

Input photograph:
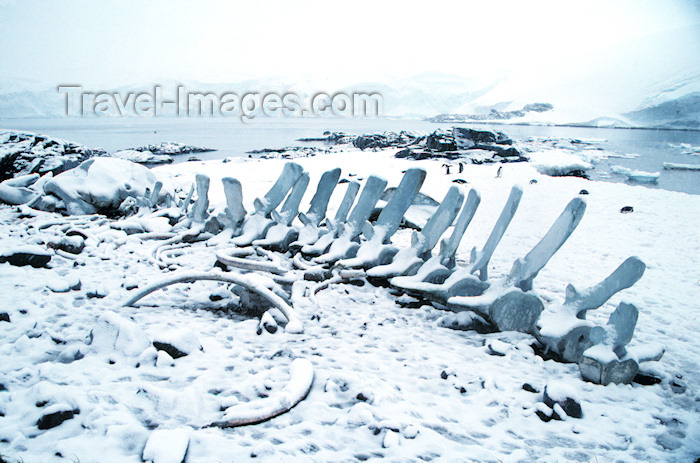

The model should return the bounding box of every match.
[0,0,698,88]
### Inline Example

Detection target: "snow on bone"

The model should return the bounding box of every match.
[124,271,304,334]
[219,177,247,230]
[209,358,314,428]
[336,168,426,270]
[388,188,482,292]
[232,162,303,246]
[578,302,644,385]
[253,171,310,251]
[42,158,173,215]
[312,175,387,264]
[0,173,42,205]
[446,197,586,334]
[366,185,464,280]
[289,168,342,250]
[537,256,647,363]
[298,180,360,255]
[390,185,520,301]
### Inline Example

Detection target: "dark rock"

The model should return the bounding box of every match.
[452,179,468,184]
[535,409,552,422]
[522,383,538,393]
[633,372,662,386]
[86,289,107,299]
[263,321,278,334]
[620,206,634,214]
[0,313,9,323]
[543,385,583,418]
[395,148,412,158]
[426,133,457,152]
[256,312,278,335]
[352,132,417,151]
[65,229,88,239]
[47,235,85,255]
[561,170,590,179]
[0,249,51,268]
[153,341,188,359]
[356,392,369,402]
[354,135,376,150]
[37,407,79,430]
[486,340,508,356]
[304,267,332,282]
[453,127,502,144]
[473,144,521,158]
[579,189,589,195]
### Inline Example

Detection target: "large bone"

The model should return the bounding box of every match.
[389,188,482,289]
[438,188,483,269]
[390,185,519,300]
[579,302,641,385]
[208,358,314,428]
[300,180,360,255]
[290,168,341,249]
[507,197,587,291]
[190,173,210,223]
[446,197,586,334]
[0,182,38,205]
[366,185,464,279]
[124,271,304,333]
[537,257,646,362]
[469,185,523,281]
[336,168,426,269]
[299,168,341,226]
[253,172,310,251]
[221,177,247,229]
[233,163,303,246]
[313,175,387,265]
[254,162,304,216]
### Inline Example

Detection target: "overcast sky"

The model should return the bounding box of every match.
[0,0,698,89]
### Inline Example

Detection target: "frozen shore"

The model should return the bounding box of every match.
[0,146,699,462]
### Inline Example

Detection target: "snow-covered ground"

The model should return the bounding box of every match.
[1,147,699,462]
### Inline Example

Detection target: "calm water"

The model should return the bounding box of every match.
[2,117,700,195]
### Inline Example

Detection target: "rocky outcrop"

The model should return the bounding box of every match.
[0,131,105,181]
[293,128,524,164]
[125,141,215,156]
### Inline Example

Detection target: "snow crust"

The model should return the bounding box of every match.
[528,149,593,176]
[0,145,699,462]
[142,427,190,463]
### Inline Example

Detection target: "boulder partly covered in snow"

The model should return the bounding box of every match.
[111,149,173,165]
[0,130,105,181]
[42,158,173,215]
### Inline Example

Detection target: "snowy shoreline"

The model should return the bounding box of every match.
[1,146,699,462]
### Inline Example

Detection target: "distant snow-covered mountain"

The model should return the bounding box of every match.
[1,23,699,130]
